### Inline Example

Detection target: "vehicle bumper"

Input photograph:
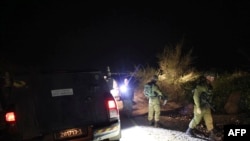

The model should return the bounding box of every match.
[93,121,121,141]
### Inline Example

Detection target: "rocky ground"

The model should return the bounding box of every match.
[158,107,250,140]
[117,92,250,141]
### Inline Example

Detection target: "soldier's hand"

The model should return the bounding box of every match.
[196,107,201,114]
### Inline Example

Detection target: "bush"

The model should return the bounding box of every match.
[134,41,197,103]
[213,71,250,113]
[133,41,250,115]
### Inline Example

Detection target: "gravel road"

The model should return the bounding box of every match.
[120,125,206,141]
[120,114,207,141]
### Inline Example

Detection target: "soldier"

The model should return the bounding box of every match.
[144,75,166,128]
[186,72,220,141]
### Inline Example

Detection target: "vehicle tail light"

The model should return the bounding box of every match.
[5,112,16,122]
[107,99,119,119]
[108,100,116,109]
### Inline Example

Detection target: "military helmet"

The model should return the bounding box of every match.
[204,71,216,77]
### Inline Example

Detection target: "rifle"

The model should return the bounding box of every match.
[200,92,216,111]
[159,95,168,106]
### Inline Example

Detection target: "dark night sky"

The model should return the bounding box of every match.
[1,1,250,72]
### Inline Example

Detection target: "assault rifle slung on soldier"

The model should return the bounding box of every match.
[200,92,216,111]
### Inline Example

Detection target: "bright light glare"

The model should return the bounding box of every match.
[5,112,16,122]
[121,126,156,141]
[121,125,188,141]
[110,89,119,97]
[120,85,127,93]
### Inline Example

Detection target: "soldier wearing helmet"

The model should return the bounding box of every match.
[144,75,167,128]
[186,71,221,141]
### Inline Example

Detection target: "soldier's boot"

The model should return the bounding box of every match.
[185,127,196,137]
[208,130,221,141]
[148,120,154,126]
[154,121,159,128]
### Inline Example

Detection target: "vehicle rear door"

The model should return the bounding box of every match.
[12,71,110,139]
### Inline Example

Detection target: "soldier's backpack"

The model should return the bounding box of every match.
[144,83,156,97]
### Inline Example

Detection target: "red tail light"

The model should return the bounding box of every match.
[108,100,116,109]
[5,112,16,122]
[107,99,119,119]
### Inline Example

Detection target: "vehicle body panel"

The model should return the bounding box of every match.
[0,70,121,141]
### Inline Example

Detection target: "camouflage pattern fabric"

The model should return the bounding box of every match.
[147,84,163,122]
[188,84,214,131]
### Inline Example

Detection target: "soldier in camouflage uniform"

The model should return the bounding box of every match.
[186,72,220,141]
[145,75,165,128]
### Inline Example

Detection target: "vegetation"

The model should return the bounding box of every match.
[1,41,250,115]
[134,42,199,103]
[213,71,250,114]
[134,42,250,115]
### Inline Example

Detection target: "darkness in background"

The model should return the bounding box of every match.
[1,1,249,72]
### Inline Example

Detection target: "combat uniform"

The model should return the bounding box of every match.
[189,84,214,131]
[186,72,221,141]
[146,81,164,127]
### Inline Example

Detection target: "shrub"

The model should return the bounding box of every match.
[134,41,197,103]
[133,41,250,115]
[213,71,250,113]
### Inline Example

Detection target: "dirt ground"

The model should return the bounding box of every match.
[158,105,250,139]
[117,91,250,140]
